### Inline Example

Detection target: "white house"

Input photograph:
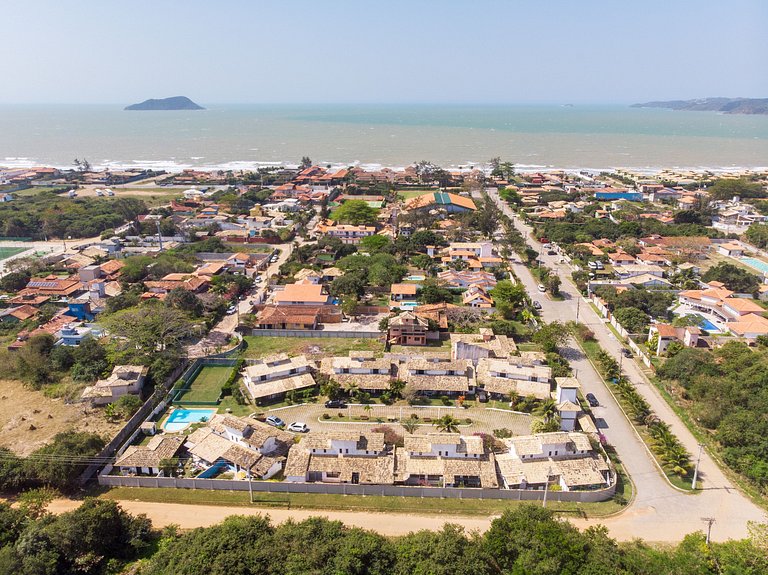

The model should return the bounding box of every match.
[81,365,148,406]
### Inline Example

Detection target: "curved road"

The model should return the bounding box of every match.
[487,188,766,541]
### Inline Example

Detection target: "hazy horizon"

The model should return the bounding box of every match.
[1,0,766,105]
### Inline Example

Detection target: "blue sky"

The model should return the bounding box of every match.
[1,0,766,104]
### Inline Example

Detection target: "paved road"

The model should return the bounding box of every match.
[487,188,766,541]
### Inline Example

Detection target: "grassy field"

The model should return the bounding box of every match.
[0,247,26,261]
[397,190,432,200]
[100,485,628,518]
[243,336,384,359]
[177,366,234,403]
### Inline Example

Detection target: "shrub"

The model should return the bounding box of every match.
[322,413,330,420]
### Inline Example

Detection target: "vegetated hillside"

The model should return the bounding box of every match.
[631,97,768,114]
[657,342,768,492]
[124,96,204,110]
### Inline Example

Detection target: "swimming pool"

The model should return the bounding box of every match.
[163,408,217,432]
[399,301,419,310]
[687,314,720,332]
[405,274,425,282]
[741,257,768,275]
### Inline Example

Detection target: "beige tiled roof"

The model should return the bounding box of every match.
[308,453,395,484]
[404,433,484,455]
[405,374,472,393]
[114,436,184,469]
[394,448,498,488]
[303,430,386,452]
[506,432,593,457]
[449,332,517,358]
[245,373,316,400]
[244,354,312,379]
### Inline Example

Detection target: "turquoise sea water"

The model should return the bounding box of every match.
[1,104,767,170]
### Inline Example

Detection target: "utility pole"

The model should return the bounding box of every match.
[156,220,163,251]
[542,465,553,508]
[576,296,580,322]
[702,517,715,545]
[247,470,253,503]
[692,443,704,490]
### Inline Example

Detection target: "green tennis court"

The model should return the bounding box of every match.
[0,247,26,261]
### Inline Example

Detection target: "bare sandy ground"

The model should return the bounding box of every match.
[45,497,755,543]
[47,499,496,536]
[0,379,122,455]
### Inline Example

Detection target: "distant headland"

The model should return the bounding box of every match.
[631,97,768,115]
[124,96,204,111]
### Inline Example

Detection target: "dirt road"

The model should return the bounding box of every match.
[47,499,495,536]
[47,497,745,542]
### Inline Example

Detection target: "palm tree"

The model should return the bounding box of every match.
[535,399,559,424]
[401,418,419,434]
[433,414,461,433]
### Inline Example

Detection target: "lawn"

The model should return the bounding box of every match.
[389,338,451,354]
[397,189,432,200]
[176,366,234,403]
[100,485,629,518]
[243,336,384,359]
[0,247,26,261]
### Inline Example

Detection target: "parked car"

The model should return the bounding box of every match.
[226,306,237,314]
[265,415,285,428]
[595,261,604,270]
[287,422,309,433]
[542,243,552,249]
[585,393,599,407]
[588,261,598,269]
[547,250,557,255]
[324,399,348,409]
[532,300,542,310]
[621,348,632,358]
[537,284,546,292]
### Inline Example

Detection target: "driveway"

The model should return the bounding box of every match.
[486,188,766,541]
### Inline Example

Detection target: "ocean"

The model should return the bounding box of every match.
[1,103,767,172]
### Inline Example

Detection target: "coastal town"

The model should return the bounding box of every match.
[1,159,768,539]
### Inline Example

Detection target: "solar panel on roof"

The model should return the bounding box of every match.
[27,281,58,288]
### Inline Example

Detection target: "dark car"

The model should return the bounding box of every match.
[547,250,557,255]
[532,301,542,310]
[585,393,599,407]
[620,348,632,358]
[324,399,348,409]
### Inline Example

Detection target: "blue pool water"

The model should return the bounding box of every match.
[399,301,419,310]
[163,408,217,432]
[688,314,719,332]
[405,274,425,282]
[741,257,768,275]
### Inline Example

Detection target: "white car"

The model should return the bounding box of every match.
[287,422,309,433]
[537,284,546,292]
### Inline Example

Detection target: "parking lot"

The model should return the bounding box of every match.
[265,402,533,436]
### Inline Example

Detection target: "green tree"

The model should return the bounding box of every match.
[746,223,768,248]
[702,262,760,294]
[25,432,106,491]
[433,414,461,433]
[331,199,379,225]
[532,321,570,354]
[360,234,391,252]
[613,306,649,334]
[165,287,204,317]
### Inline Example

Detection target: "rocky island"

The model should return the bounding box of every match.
[632,97,768,115]
[124,96,205,111]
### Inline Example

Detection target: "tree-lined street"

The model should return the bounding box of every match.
[487,187,766,541]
